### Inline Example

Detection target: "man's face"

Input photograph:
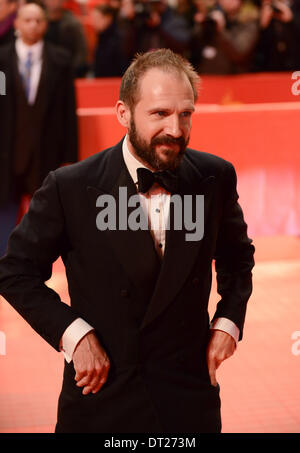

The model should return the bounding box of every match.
[127,68,195,171]
[91,9,113,33]
[15,5,47,45]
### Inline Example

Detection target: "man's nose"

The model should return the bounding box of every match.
[165,115,183,138]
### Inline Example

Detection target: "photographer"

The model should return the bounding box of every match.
[127,0,192,56]
[191,0,260,74]
[253,0,300,71]
[90,4,127,77]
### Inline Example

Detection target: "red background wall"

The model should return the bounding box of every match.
[76,73,300,237]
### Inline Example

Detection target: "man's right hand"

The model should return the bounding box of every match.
[72,331,110,395]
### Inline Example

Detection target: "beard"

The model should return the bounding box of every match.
[128,117,189,171]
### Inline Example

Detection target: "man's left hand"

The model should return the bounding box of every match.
[206,330,236,387]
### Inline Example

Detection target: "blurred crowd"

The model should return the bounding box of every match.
[1,0,300,77]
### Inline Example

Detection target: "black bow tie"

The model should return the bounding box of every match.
[137,167,179,194]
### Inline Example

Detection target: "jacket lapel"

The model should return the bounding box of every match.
[140,154,216,330]
[86,140,161,288]
[86,142,216,329]
[36,44,59,109]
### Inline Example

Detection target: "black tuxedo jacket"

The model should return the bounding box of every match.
[0,139,255,433]
[0,41,78,206]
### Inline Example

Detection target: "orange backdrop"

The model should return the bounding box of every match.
[76,74,300,237]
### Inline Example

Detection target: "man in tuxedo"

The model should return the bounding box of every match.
[0,3,78,256]
[0,48,255,433]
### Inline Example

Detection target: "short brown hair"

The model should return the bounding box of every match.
[119,48,200,110]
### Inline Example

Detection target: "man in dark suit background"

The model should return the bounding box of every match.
[43,0,88,77]
[0,3,78,256]
[0,48,254,433]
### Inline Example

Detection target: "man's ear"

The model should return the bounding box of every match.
[116,100,131,129]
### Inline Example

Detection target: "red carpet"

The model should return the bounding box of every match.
[0,235,300,433]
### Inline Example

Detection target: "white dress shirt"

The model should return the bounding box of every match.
[15,38,43,105]
[60,136,239,362]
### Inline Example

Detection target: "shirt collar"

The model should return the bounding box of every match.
[122,136,170,195]
[122,135,150,186]
[15,38,44,63]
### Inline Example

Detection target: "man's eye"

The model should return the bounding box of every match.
[156,111,167,117]
[181,111,192,118]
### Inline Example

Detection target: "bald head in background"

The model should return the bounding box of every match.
[14,2,47,45]
[0,0,78,256]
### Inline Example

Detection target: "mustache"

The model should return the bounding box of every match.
[151,135,187,148]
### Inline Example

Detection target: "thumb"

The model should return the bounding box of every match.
[208,362,217,387]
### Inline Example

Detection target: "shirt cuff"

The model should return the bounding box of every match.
[210,317,240,346]
[60,318,94,363]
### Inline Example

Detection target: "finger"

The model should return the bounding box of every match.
[209,372,218,387]
[78,359,110,393]
[76,372,95,387]
[207,360,217,387]
[91,377,107,394]
[208,365,217,386]
[100,359,110,381]
[82,376,107,395]
[75,363,96,380]
[74,370,87,382]
[207,351,222,370]
[75,365,95,384]
[214,357,222,370]
[88,360,110,393]
[78,368,102,390]
[82,385,94,396]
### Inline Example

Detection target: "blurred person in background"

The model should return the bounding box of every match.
[43,0,88,76]
[253,0,300,71]
[0,0,17,46]
[120,0,192,57]
[191,0,260,74]
[0,2,78,256]
[175,0,207,26]
[116,0,142,66]
[90,3,126,77]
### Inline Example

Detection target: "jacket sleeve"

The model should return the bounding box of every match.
[0,171,81,351]
[212,162,255,340]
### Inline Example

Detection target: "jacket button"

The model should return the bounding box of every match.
[192,277,200,286]
[120,289,129,297]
